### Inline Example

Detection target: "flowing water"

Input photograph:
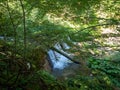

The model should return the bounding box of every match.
[48,43,80,78]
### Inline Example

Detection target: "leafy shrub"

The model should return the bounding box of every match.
[88,57,120,88]
[66,75,114,90]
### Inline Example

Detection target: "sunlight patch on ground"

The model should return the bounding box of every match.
[101,28,119,34]
[104,37,120,46]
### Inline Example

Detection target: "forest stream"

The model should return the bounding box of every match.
[48,43,80,78]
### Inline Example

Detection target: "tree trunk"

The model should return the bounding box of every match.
[19,0,26,60]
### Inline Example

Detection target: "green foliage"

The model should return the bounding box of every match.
[0,57,65,89]
[33,70,66,90]
[0,0,120,90]
[88,58,120,87]
[66,75,114,90]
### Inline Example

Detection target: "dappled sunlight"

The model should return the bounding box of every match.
[7,1,24,14]
[101,28,119,34]
[104,37,120,46]
[96,10,108,18]
[45,13,80,29]
[29,8,39,21]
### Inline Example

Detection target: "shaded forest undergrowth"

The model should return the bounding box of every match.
[0,40,120,90]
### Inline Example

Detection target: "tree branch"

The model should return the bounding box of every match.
[74,23,120,34]
[50,47,81,64]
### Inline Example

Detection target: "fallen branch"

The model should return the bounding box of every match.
[50,47,81,64]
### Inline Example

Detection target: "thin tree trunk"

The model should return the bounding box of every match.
[6,1,17,85]
[19,0,26,60]
[6,0,17,59]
